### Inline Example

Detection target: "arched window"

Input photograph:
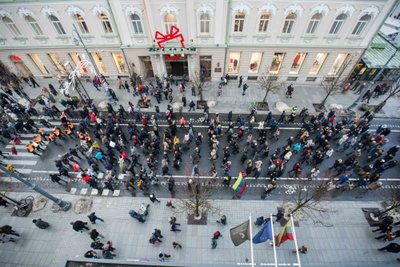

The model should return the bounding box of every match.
[233,12,245,32]
[258,12,270,33]
[99,13,112,33]
[199,12,210,34]
[352,15,371,35]
[25,15,43,36]
[329,14,347,35]
[282,12,296,34]
[164,13,176,33]
[2,17,21,37]
[49,15,66,35]
[306,13,322,34]
[74,14,90,34]
[130,14,143,34]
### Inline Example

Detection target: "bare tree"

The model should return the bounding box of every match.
[191,71,205,101]
[174,177,220,220]
[258,71,283,103]
[319,56,354,108]
[373,78,400,112]
[282,179,335,227]
[370,189,400,221]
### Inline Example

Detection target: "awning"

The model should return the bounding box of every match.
[380,25,399,36]
[362,33,400,68]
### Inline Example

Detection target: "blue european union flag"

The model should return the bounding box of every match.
[252,219,273,244]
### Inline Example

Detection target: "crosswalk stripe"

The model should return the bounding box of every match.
[2,160,38,166]
[0,169,32,175]
[4,152,39,157]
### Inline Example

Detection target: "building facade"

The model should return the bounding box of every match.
[0,0,397,84]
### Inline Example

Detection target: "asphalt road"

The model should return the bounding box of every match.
[1,114,399,203]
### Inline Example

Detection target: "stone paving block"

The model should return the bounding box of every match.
[102,189,110,196]
[80,188,88,195]
[91,189,98,196]
[70,188,77,194]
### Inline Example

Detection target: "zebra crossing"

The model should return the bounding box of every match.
[0,123,62,178]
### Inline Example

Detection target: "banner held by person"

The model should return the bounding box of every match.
[231,171,246,195]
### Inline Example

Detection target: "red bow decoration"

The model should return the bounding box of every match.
[155,25,185,49]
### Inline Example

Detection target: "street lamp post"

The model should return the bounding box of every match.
[64,61,91,103]
[72,24,113,102]
[0,165,72,211]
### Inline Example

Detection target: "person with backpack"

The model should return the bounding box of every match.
[32,219,50,229]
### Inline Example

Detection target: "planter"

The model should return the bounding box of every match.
[256,102,269,111]
[196,100,207,109]
[187,212,207,225]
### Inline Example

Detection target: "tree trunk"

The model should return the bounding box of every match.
[319,91,332,108]
[262,90,269,103]
[195,193,200,217]
[291,197,313,215]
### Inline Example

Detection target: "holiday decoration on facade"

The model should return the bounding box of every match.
[155,25,185,60]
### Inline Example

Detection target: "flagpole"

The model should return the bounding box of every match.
[270,214,278,267]
[290,214,301,267]
[249,215,255,267]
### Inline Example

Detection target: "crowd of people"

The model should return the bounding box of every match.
[0,72,399,262]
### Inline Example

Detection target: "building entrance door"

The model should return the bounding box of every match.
[139,56,154,78]
[165,56,188,77]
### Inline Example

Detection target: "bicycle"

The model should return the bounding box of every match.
[14,195,34,217]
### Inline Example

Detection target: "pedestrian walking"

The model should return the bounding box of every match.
[159,251,171,261]
[286,84,294,98]
[88,212,105,224]
[0,225,20,236]
[378,243,400,253]
[149,193,161,203]
[50,174,68,185]
[32,219,50,229]
[89,229,104,241]
[172,241,182,249]
[242,83,248,96]
[238,76,243,88]
[70,220,90,232]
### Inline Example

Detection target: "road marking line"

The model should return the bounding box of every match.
[1,160,38,165]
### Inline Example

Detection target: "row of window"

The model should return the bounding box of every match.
[1,12,124,37]
[234,11,371,36]
[227,52,349,76]
[11,51,127,77]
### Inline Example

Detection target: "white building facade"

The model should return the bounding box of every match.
[0,0,397,84]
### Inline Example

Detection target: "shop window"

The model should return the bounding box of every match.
[164,13,176,33]
[99,13,113,33]
[49,15,66,35]
[287,77,298,81]
[352,15,371,36]
[112,52,127,74]
[25,16,43,36]
[309,53,328,75]
[329,14,347,35]
[228,52,240,74]
[199,12,210,34]
[91,52,107,75]
[248,53,262,74]
[28,53,49,74]
[306,13,322,34]
[258,12,269,33]
[69,52,88,74]
[328,53,348,75]
[282,12,296,34]
[269,53,285,74]
[289,53,307,74]
[2,17,21,37]
[74,14,90,34]
[48,53,67,75]
[130,14,143,34]
[200,55,212,79]
[306,77,317,81]
[233,12,245,33]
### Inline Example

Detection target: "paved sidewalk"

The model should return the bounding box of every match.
[18,77,400,118]
[0,192,399,267]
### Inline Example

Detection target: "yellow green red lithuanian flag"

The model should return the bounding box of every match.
[232,172,246,194]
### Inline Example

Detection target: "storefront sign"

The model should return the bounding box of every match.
[214,68,222,72]
[155,25,185,60]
